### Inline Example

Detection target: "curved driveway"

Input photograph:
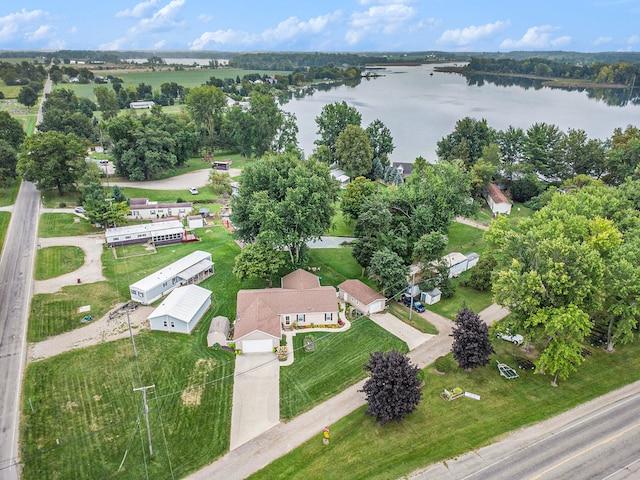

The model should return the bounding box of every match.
[105,167,242,190]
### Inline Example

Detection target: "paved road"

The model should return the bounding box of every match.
[411,381,640,480]
[0,182,40,479]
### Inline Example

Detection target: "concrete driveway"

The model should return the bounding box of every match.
[229,353,280,451]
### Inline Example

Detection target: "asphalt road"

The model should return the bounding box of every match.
[0,181,40,479]
[412,382,640,480]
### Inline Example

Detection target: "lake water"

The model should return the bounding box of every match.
[282,64,640,163]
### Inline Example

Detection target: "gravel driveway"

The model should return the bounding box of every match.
[106,167,242,191]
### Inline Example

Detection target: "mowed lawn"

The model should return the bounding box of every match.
[0,212,10,255]
[280,318,408,419]
[252,338,640,480]
[38,213,101,237]
[35,246,85,280]
[21,332,235,480]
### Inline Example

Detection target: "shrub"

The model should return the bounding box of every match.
[434,355,452,373]
[59,202,67,208]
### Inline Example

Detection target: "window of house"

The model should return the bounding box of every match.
[163,321,167,327]
[170,321,175,328]
[150,210,155,215]
[297,314,305,323]
[325,313,332,322]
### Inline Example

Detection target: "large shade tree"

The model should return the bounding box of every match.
[231,152,338,265]
[360,350,422,425]
[314,101,362,161]
[451,307,495,371]
[335,124,373,178]
[17,131,86,195]
[185,84,226,154]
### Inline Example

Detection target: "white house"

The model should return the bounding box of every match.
[127,198,192,220]
[234,269,339,353]
[421,288,442,305]
[105,220,184,247]
[338,279,386,315]
[486,183,512,215]
[129,250,214,305]
[147,284,211,334]
[330,168,351,188]
[130,101,155,109]
[443,252,469,278]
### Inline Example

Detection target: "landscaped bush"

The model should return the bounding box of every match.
[435,355,453,373]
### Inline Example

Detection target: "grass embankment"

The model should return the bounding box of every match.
[280,318,408,419]
[253,338,640,480]
[35,246,85,280]
[386,301,438,334]
[0,179,20,207]
[38,213,101,237]
[0,212,10,255]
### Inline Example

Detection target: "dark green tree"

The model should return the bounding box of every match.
[368,247,408,296]
[335,124,373,178]
[314,101,362,161]
[93,85,120,121]
[451,307,495,370]
[366,119,394,168]
[17,86,38,108]
[360,350,422,425]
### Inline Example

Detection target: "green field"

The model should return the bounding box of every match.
[38,213,101,237]
[445,222,487,255]
[280,318,408,419]
[386,301,438,334]
[56,68,291,101]
[252,338,640,480]
[35,246,85,280]
[426,271,495,320]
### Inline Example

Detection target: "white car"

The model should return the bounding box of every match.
[496,329,524,345]
[74,206,86,214]
[189,187,199,195]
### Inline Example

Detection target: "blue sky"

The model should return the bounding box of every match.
[1,1,639,52]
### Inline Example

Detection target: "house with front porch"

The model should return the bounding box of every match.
[233,269,339,353]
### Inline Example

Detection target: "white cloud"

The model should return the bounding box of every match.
[593,36,613,46]
[102,0,186,50]
[346,3,417,45]
[198,14,213,23]
[154,39,166,48]
[69,26,78,34]
[500,25,571,50]
[0,8,48,42]
[190,11,341,50]
[25,25,53,42]
[116,0,160,18]
[627,34,640,45]
[437,20,509,47]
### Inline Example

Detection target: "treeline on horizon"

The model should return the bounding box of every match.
[463,57,640,86]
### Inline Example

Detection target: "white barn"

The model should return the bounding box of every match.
[147,285,211,334]
[129,250,214,305]
[105,220,184,247]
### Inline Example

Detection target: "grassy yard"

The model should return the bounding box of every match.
[35,246,85,280]
[307,247,371,288]
[38,213,101,237]
[0,179,20,207]
[445,222,488,255]
[280,318,409,419]
[386,301,438,334]
[426,271,494,320]
[327,207,355,237]
[0,212,10,255]
[21,332,235,480]
[252,337,640,480]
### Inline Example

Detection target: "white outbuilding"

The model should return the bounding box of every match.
[129,250,214,305]
[148,284,212,334]
[486,183,512,215]
[421,288,442,305]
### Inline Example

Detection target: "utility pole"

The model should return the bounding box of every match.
[409,269,416,322]
[134,384,155,456]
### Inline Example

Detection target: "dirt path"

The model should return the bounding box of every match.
[34,234,106,295]
[454,216,489,231]
[105,168,242,191]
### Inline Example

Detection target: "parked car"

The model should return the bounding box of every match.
[496,329,524,345]
[74,206,86,214]
[98,159,109,166]
[189,187,199,195]
[401,296,426,313]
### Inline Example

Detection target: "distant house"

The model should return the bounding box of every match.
[486,183,512,215]
[392,162,414,180]
[330,169,350,188]
[212,159,232,170]
[147,284,212,334]
[338,279,386,315]
[129,250,214,305]
[421,288,442,305]
[207,316,230,347]
[233,269,339,353]
[130,101,155,109]
[105,220,184,247]
[442,252,469,278]
[127,198,192,220]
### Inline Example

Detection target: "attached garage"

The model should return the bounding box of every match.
[235,330,279,353]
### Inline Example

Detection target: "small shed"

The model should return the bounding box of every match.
[198,207,210,218]
[148,284,212,334]
[421,288,442,305]
[338,279,386,315]
[465,252,480,269]
[207,316,230,347]
[486,183,512,215]
[443,252,469,278]
[188,215,204,229]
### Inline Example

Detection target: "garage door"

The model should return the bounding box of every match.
[242,339,273,353]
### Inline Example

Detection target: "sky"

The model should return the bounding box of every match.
[1,1,639,53]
